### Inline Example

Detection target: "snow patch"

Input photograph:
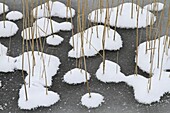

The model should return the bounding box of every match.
[15,51,61,87]
[15,51,61,109]
[18,84,60,110]
[32,0,75,19]
[137,35,170,75]
[0,56,15,72]
[63,68,91,85]
[0,3,9,15]
[0,43,7,55]
[69,25,122,58]
[46,35,64,46]
[144,2,164,11]
[81,93,104,109]
[0,21,19,37]
[21,17,72,40]
[125,74,170,104]
[0,43,15,72]
[96,60,126,83]
[0,44,61,109]
[6,11,23,21]
[96,60,170,104]
[88,3,156,28]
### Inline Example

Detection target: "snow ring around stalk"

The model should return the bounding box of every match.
[96,60,126,83]
[46,35,64,46]
[63,68,91,84]
[6,11,23,21]
[81,93,104,109]
[0,21,19,38]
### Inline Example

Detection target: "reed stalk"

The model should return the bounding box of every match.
[3,0,6,28]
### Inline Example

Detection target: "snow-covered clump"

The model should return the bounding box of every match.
[32,0,75,19]
[88,3,156,28]
[0,3,9,15]
[21,17,72,40]
[18,84,60,110]
[0,43,7,55]
[144,2,164,11]
[0,45,61,109]
[137,35,170,74]
[15,51,61,109]
[96,59,170,104]
[96,60,126,83]
[46,35,64,46]
[6,11,23,21]
[134,35,170,103]
[81,93,104,109]
[63,68,91,84]
[0,43,15,72]
[15,51,61,86]
[0,21,19,37]
[125,73,170,104]
[0,55,15,72]
[69,25,122,58]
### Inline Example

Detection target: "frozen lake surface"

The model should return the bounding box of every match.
[0,0,170,113]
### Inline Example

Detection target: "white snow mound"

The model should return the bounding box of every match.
[15,51,61,86]
[63,68,91,84]
[144,2,164,11]
[0,3,9,15]
[32,0,75,19]
[69,25,122,58]
[16,51,61,109]
[88,3,156,28]
[81,93,104,109]
[96,60,126,83]
[18,84,60,110]
[96,60,170,104]
[0,43,7,55]
[125,73,170,104]
[46,35,64,46]
[0,44,61,109]
[6,11,23,21]
[137,35,170,74]
[21,17,72,40]
[0,21,19,37]
[0,43,15,72]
